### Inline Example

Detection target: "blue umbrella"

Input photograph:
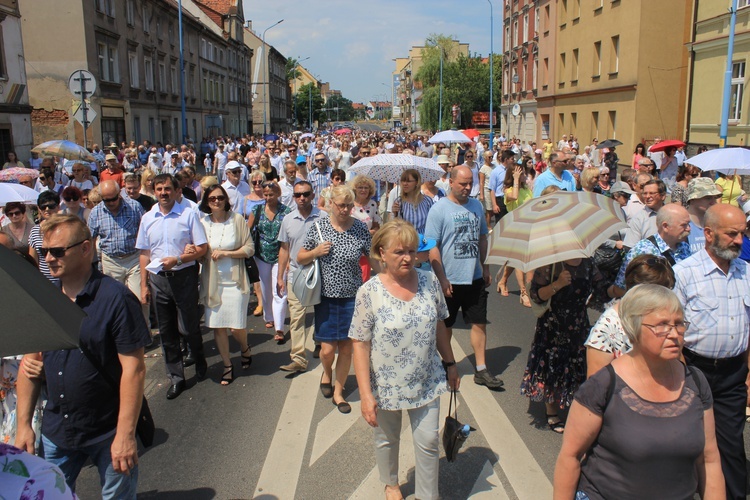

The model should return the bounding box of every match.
[264,134,279,141]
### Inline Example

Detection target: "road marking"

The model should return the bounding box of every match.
[309,388,361,466]
[469,460,509,499]
[252,364,322,499]
[451,338,553,499]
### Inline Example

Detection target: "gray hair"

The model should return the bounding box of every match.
[619,284,683,345]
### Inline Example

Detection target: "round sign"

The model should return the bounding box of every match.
[512,104,521,116]
[512,74,519,84]
[68,70,97,99]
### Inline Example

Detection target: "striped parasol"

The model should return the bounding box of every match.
[348,154,445,183]
[486,191,628,272]
[31,139,95,162]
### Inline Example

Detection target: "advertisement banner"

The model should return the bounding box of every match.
[472,112,497,126]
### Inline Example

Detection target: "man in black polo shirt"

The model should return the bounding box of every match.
[16,214,150,497]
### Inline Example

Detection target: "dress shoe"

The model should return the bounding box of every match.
[166,381,186,400]
[183,353,196,367]
[195,358,208,381]
[280,361,307,373]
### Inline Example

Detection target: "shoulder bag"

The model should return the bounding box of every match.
[291,221,323,307]
[442,389,469,462]
[529,262,556,318]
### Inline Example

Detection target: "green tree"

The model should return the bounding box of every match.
[321,94,356,122]
[293,83,325,129]
[286,57,301,82]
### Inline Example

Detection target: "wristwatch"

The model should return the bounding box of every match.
[176,255,183,267]
[442,360,456,369]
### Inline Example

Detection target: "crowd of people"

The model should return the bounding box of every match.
[0,128,748,499]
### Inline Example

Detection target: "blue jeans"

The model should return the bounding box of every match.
[42,434,138,499]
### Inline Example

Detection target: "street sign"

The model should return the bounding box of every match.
[68,70,96,99]
[512,104,521,116]
[73,102,97,127]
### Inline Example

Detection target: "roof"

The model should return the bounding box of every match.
[192,0,236,28]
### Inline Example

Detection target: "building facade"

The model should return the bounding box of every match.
[21,0,250,148]
[0,0,32,163]
[535,0,557,144]
[687,1,750,147]
[501,0,539,144]
[245,24,291,135]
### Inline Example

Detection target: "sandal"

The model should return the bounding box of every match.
[547,414,565,433]
[275,332,287,345]
[265,321,275,329]
[253,305,263,316]
[520,290,531,308]
[220,365,234,386]
[241,347,252,369]
[497,281,509,296]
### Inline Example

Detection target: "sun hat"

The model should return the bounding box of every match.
[687,177,722,202]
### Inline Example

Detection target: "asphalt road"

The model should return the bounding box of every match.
[72,270,750,499]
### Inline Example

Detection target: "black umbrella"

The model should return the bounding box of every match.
[596,139,623,150]
[0,245,84,357]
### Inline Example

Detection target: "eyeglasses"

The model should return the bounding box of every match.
[251,180,263,185]
[262,182,278,189]
[229,169,242,175]
[6,210,22,217]
[333,201,354,210]
[360,151,370,156]
[601,173,609,176]
[39,203,58,211]
[38,176,47,181]
[63,197,80,202]
[72,169,84,173]
[293,191,312,198]
[208,195,226,202]
[102,196,120,203]
[41,239,86,258]
[314,158,326,162]
[642,322,690,337]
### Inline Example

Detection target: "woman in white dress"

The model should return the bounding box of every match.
[198,184,255,385]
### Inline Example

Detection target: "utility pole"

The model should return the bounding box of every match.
[720,0,739,148]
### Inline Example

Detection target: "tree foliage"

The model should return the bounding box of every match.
[321,94,356,122]
[415,34,502,130]
[293,83,325,129]
[285,57,301,82]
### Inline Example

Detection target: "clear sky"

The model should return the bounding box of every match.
[242,0,498,104]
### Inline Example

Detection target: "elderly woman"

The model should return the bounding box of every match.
[580,167,600,193]
[585,255,676,377]
[298,185,372,413]
[522,255,604,432]
[198,184,254,384]
[66,163,95,191]
[554,285,724,500]
[247,181,291,340]
[241,170,266,316]
[391,169,434,234]
[60,186,91,222]
[351,220,459,500]
[594,167,612,197]
[351,175,382,281]
[1,202,32,254]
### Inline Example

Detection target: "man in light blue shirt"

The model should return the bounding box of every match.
[532,151,576,197]
[489,149,513,221]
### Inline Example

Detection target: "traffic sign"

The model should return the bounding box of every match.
[68,70,97,99]
[73,102,97,128]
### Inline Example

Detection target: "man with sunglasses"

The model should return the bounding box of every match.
[308,153,332,205]
[532,151,577,197]
[89,180,147,322]
[16,214,150,497]
[136,174,208,400]
[277,180,327,372]
[222,164,251,212]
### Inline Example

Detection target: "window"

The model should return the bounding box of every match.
[560,0,567,24]
[156,18,162,40]
[201,39,207,59]
[535,8,540,37]
[97,43,119,83]
[520,63,526,91]
[559,52,566,85]
[544,5,550,32]
[503,68,509,95]
[208,42,213,61]
[595,0,604,10]
[572,48,579,82]
[513,20,518,47]
[731,61,746,121]
[158,61,166,92]
[591,111,599,139]
[740,0,750,7]
[543,57,549,87]
[608,110,617,138]
[126,0,135,26]
[142,6,149,32]
[523,13,529,41]
[169,24,174,45]
[574,0,581,19]
[571,113,577,135]
[609,35,619,74]
[148,117,155,141]
[96,0,115,17]
[593,41,602,77]
[170,65,177,94]
[0,27,7,79]
[189,68,195,97]
[558,113,565,133]
[144,57,154,91]
[128,52,139,88]
[533,58,538,89]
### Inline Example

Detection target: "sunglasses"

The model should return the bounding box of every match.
[252,180,263,185]
[6,210,22,216]
[360,152,370,156]
[333,202,354,210]
[228,169,242,175]
[38,176,48,181]
[39,203,58,211]
[41,239,86,258]
[262,182,278,189]
[314,158,326,162]
[293,191,312,198]
[208,195,226,202]
[63,197,80,202]
[102,195,120,203]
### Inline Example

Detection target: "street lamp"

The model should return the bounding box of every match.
[427,37,445,130]
[292,56,310,128]
[262,19,284,136]
[178,0,187,143]
[488,0,494,146]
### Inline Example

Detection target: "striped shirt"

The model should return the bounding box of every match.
[88,196,144,257]
[673,249,750,359]
[397,195,434,234]
[28,224,58,285]
[308,166,332,203]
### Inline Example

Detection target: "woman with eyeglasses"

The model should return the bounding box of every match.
[60,186,91,222]
[350,175,381,282]
[198,184,254,385]
[317,169,347,211]
[555,285,724,500]
[298,185,373,414]
[247,181,291,341]
[0,202,31,254]
[27,191,61,283]
[391,169,434,234]
[241,171,267,317]
[594,167,612,197]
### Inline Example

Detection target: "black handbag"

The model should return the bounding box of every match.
[78,343,155,447]
[442,389,469,462]
[591,245,623,274]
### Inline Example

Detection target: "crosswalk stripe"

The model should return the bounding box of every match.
[450,338,553,499]
[469,460,510,499]
[309,388,361,466]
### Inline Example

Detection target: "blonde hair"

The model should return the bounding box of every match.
[349,176,376,199]
[371,219,419,263]
[330,185,355,205]
[87,185,102,205]
[200,175,219,191]
[250,171,267,183]
[400,168,424,207]
[41,213,91,242]
[580,167,600,190]
[141,169,155,191]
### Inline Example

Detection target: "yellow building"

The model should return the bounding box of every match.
[688,2,750,147]
[543,0,691,157]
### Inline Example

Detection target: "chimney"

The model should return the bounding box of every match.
[245,20,252,31]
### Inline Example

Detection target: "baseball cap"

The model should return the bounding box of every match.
[105,153,117,161]
[225,160,241,171]
[610,181,634,195]
[687,177,722,202]
[436,154,450,165]
[535,149,543,155]
[296,155,307,165]
[417,234,437,252]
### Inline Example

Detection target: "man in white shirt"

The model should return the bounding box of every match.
[278,160,299,207]
[221,164,250,212]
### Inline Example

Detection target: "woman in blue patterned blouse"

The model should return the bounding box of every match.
[391,169,434,234]
[350,220,459,500]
